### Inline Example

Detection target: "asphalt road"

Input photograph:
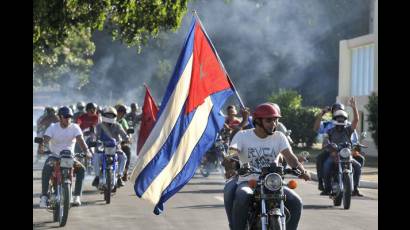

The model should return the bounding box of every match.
[33,156,377,230]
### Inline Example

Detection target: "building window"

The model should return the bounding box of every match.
[351,44,375,96]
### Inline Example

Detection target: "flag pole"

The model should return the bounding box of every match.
[192,10,246,109]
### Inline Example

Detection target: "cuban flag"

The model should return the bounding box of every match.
[130,16,234,214]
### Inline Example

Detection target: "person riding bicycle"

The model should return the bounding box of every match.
[92,106,130,188]
[39,106,92,207]
[223,103,311,230]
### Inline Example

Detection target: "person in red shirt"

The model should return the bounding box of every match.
[77,103,99,131]
[75,103,99,154]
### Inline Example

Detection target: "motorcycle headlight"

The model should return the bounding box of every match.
[339,148,351,158]
[264,173,282,191]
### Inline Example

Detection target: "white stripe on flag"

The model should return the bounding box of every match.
[130,55,193,182]
[141,96,214,205]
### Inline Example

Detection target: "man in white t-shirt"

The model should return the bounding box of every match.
[223,103,311,230]
[39,106,92,208]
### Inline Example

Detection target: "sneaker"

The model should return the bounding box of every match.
[117,177,125,187]
[352,189,364,197]
[39,195,48,208]
[72,196,81,206]
[92,176,99,187]
[122,174,128,182]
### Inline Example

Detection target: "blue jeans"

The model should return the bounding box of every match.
[224,178,302,230]
[41,156,85,197]
[93,151,127,177]
[322,156,362,191]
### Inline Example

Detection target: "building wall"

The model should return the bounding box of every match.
[337,0,378,156]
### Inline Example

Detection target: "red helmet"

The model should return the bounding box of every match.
[253,103,282,119]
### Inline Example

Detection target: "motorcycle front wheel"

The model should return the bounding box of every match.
[342,173,352,209]
[104,169,112,204]
[58,183,70,227]
[269,215,283,230]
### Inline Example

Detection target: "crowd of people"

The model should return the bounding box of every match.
[35,97,365,230]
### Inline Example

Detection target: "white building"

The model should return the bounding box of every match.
[337,0,378,156]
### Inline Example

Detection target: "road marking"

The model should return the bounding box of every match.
[214,196,224,202]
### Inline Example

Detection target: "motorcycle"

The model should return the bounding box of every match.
[327,141,355,209]
[81,127,96,175]
[88,139,119,204]
[34,137,74,227]
[199,136,228,177]
[238,162,301,230]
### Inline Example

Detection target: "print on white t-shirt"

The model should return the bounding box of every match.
[229,129,291,182]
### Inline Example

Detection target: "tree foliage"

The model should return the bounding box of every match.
[33,0,188,87]
[268,89,320,147]
[365,92,378,149]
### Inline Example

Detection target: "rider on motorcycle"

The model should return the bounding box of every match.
[313,102,362,193]
[224,103,311,230]
[92,106,130,188]
[75,102,99,152]
[322,97,364,196]
[37,107,59,136]
[116,104,132,182]
[73,102,86,123]
[125,103,142,128]
[77,103,99,129]
[39,106,92,208]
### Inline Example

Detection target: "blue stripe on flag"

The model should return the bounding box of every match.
[157,18,196,119]
[134,102,196,197]
[153,89,233,214]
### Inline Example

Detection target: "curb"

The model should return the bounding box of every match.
[309,172,378,189]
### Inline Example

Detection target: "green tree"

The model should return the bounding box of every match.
[33,0,188,87]
[365,92,378,149]
[268,89,320,147]
[268,89,302,114]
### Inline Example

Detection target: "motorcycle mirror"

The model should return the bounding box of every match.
[287,180,298,189]
[127,128,134,134]
[34,137,44,144]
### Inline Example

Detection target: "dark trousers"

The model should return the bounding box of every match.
[316,151,330,186]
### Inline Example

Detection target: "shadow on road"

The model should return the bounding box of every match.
[303,204,334,210]
[175,204,225,209]
[187,181,225,186]
[81,199,106,206]
[82,190,100,195]
[178,189,223,194]
[33,221,60,229]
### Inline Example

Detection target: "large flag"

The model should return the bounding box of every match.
[130,16,234,214]
[137,84,159,155]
